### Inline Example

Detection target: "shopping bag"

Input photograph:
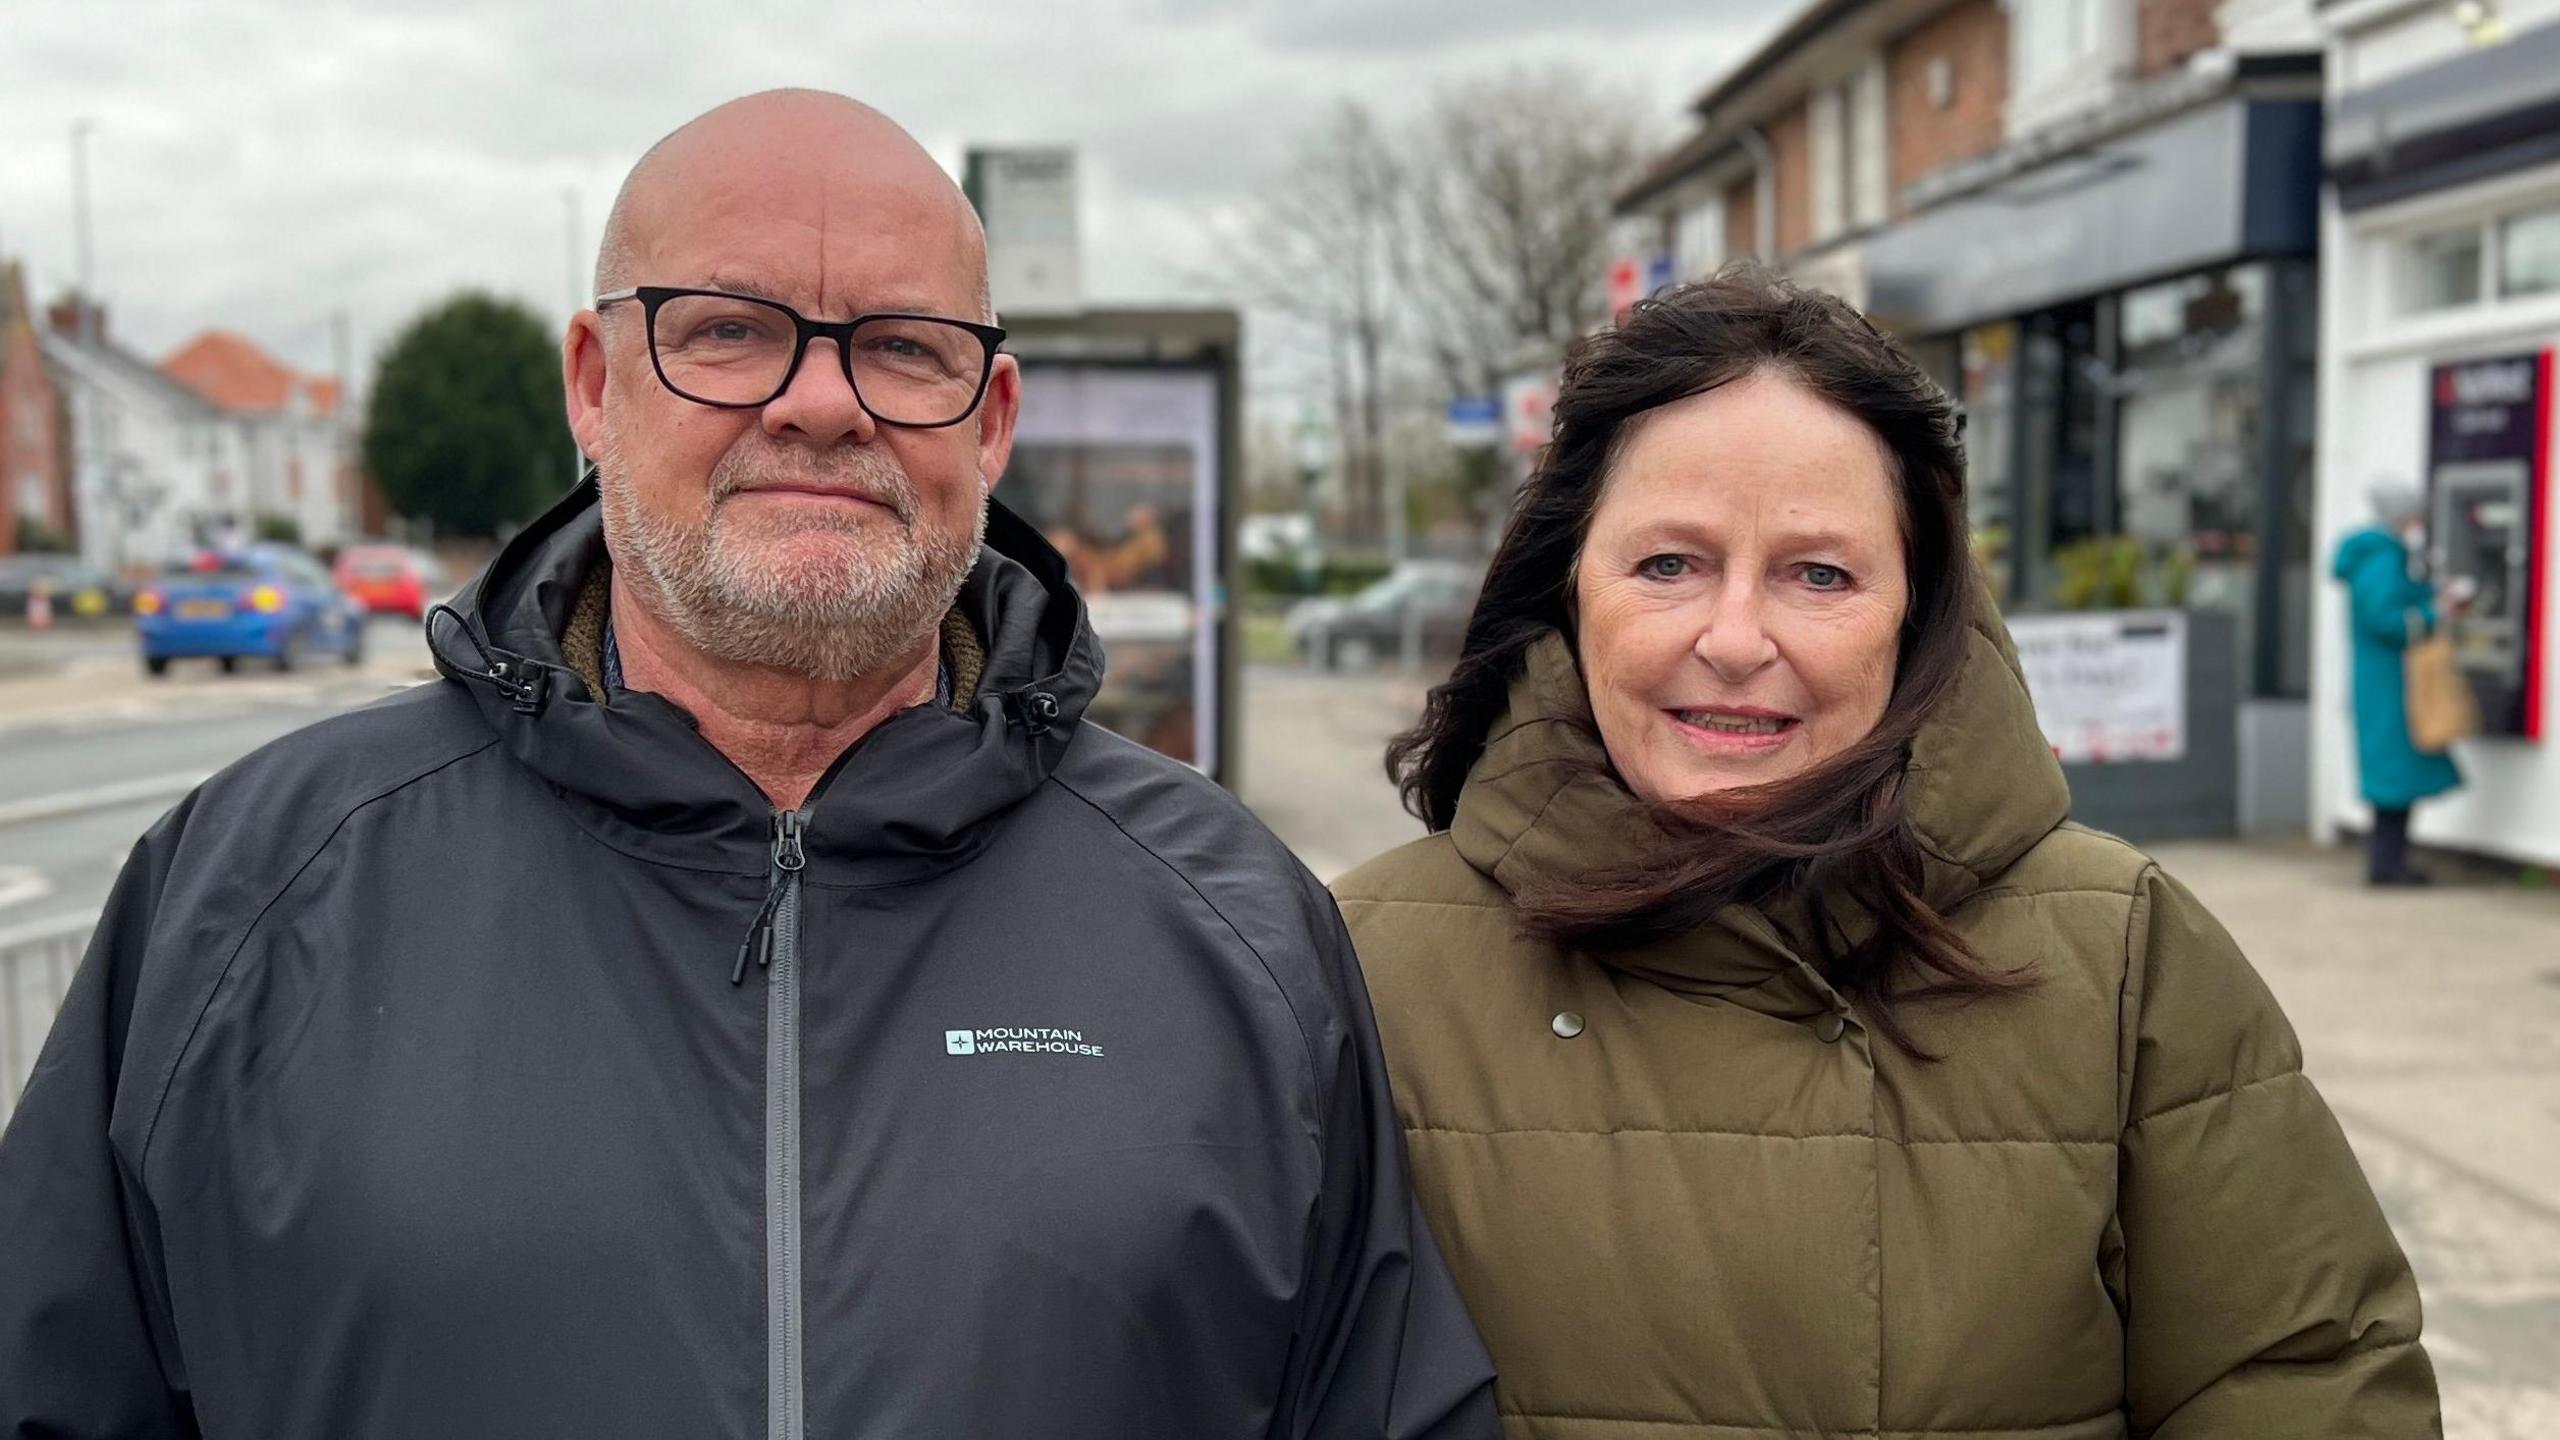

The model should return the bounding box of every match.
[2405,615,2479,753]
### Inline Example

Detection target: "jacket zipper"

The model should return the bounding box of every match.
[739,810,807,1440]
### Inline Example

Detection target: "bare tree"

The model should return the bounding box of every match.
[1392,66,1651,404]
[1219,103,1404,544]
[1221,67,1650,546]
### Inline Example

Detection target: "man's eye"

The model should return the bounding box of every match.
[1802,564,1851,589]
[1638,555,1689,580]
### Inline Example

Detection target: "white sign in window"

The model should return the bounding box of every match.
[2008,611,2188,764]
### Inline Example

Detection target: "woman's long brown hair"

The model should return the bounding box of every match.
[1384,265,2032,1056]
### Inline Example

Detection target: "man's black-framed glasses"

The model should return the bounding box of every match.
[596,286,1006,428]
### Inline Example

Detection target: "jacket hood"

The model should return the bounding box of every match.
[2333,525,2406,583]
[1444,588,2069,1028]
[430,475,1103,881]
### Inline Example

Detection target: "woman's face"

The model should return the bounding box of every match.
[1574,370,1911,804]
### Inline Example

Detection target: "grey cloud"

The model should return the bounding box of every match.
[2,0,1757,392]
[1144,0,1778,55]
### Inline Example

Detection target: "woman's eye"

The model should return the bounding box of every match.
[1801,564,1850,590]
[1637,555,1690,581]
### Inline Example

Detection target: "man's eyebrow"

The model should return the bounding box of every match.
[690,274,967,319]
[696,272,794,303]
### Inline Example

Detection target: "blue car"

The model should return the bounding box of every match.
[136,545,368,676]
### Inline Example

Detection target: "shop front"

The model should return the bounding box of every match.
[2317,19,2560,867]
[1867,91,2326,839]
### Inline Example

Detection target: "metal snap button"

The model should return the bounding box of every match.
[1551,1011,1585,1039]
[1816,1013,1848,1044]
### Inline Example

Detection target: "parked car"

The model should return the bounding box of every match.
[1285,560,1482,671]
[0,554,127,621]
[134,545,367,676]
[333,544,444,621]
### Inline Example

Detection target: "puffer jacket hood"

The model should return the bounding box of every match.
[1,478,1498,1439]
[1337,597,2438,1438]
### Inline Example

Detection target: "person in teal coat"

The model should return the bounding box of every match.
[2333,484,2464,885]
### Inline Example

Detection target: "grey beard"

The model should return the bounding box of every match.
[596,432,986,682]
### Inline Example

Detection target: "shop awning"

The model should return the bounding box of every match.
[2330,23,2560,212]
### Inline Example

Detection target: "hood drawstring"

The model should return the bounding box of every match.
[427,601,552,716]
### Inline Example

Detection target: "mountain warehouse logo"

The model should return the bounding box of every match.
[945,1027,1105,1058]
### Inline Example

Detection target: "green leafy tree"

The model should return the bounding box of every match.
[363,293,568,538]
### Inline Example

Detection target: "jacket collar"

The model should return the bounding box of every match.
[1447,589,2068,1027]
[432,475,1103,882]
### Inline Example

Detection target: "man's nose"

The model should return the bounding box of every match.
[1692,579,1778,683]
[760,335,878,449]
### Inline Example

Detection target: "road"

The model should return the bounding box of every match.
[3,635,2555,1434]
[0,618,435,936]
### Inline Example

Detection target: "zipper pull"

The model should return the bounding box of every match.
[772,810,806,874]
[732,891,778,986]
[731,811,807,986]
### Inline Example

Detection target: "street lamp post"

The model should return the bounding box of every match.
[69,120,117,571]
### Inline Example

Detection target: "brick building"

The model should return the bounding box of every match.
[1617,0,2331,838]
[0,261,74,556]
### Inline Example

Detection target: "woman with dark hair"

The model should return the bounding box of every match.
[1334,267,2438,1438]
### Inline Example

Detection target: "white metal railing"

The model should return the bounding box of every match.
[0,913,93,1127]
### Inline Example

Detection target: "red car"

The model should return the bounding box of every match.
[332,545,441,621]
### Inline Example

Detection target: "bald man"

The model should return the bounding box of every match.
[0,91,1497,1439]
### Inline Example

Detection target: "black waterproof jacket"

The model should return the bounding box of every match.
[0,480,1498,1439]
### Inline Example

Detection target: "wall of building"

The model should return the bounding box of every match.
[2315,168,2560,867]
[2337,0,2560,90]
[1886,0,2009,210]
[1723,175,1759,262]
[2137,0,2225,77]
[43,337,222,573]
[1769,104,1816,258]
[0,325,68,553]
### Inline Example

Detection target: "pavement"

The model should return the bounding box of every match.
[1,631,2553,1432]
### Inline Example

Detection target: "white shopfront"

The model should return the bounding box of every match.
[2315,5,2560,866]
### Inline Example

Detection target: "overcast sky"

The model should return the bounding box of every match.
[3,0,1790,404]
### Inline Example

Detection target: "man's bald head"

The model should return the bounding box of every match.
[594,89,992,321]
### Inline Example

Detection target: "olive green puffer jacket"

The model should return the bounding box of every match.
[1335,615,2440,1439]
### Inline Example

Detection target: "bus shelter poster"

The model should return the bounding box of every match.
[1008,366,1221,773]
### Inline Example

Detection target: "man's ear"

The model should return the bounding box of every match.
[564,311,610,458]
[973,355,1021,496]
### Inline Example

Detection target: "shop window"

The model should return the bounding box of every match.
[2112,262,2314,697]
[1810,85,1847,243]
[2009,0,2125,138]
[1850,58,1890,230]
[1958,323,2019,602]
[2499,202,2560,298]
[2022,303,2106,557]
[2407,225,2485,311]
[1675,194,1726,281]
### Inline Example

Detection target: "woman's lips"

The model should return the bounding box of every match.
[1664,708,1801,753]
